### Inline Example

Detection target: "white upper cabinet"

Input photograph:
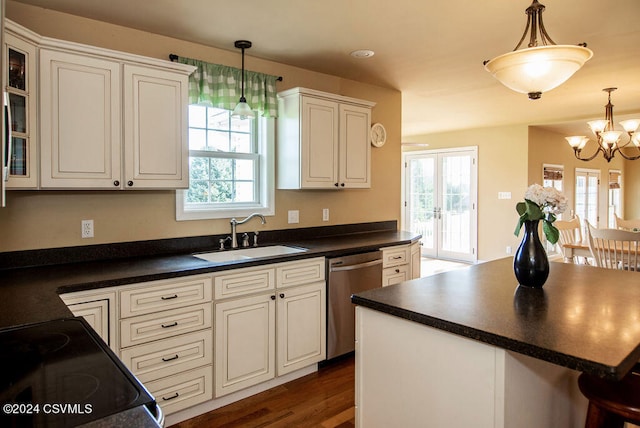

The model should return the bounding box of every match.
[40,49,122,188]
[37,33,193,189]
[4,21,39,189]
[277,87,375,189]
[123,65,188,189]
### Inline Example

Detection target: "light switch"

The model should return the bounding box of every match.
[498,192,512,200]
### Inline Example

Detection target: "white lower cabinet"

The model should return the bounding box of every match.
[381,243,421,286]
[60,289,117,350]
[215,293,276,397]
[118,274,213,415]
[144,365,213,416]
[276,281,326,376]
[214,257,326,397]
[61,258,327,418]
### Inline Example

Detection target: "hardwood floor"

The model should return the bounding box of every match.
[168,355,355,428]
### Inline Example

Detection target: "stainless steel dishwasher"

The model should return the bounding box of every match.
[327,251,382,359]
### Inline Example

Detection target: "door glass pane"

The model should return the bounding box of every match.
[575,171,599,233]
[409,157,435,251]
[587,175,598,227]
[441,155,471,254]
[10,137,27,176]
[9,94,26,134]
[8,48,26,90]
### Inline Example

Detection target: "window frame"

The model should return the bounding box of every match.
[176,113,275,221]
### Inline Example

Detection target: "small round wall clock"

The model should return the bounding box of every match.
[370,123,387,147]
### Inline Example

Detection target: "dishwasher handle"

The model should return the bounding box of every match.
[329,258,382,272]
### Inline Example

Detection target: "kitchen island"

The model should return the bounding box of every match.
[352,258,640,428]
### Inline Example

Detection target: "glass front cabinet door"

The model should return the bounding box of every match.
[4,25,38,188]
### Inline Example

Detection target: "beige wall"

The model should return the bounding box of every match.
[404,125,529,261]
[624,159,640,219]
[527,127,626,228]
[0,2,402,252]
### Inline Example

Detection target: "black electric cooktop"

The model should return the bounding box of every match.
[0,317,156,428]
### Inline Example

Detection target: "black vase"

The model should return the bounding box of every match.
[513,219,549,288]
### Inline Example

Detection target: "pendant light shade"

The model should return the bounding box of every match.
[483,1,592,100]
[231,40,255,120]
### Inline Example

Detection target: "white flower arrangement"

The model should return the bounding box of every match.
[514,184,568,244]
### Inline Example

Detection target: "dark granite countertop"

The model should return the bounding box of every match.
[352,257,640,380]
[0,225,419,330]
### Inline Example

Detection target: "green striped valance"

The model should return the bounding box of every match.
[177,56,279,118]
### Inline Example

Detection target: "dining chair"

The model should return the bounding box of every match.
[615,214,640,231]
[555,216,586,263]
[586,222,640,271]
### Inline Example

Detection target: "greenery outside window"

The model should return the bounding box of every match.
[176,105,274,220]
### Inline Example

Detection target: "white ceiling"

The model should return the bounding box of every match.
[12,0,640,137]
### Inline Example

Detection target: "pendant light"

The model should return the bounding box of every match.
[565,88,640,162]
[483,0,593,100]
[231,40,255,120]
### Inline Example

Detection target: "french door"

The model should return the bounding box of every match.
[575,168,600,233]
[403,147,477,262]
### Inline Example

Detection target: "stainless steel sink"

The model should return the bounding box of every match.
[193,245,307,263]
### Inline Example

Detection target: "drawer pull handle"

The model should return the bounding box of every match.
[161,294,178,300]
[162,392,179,401]
[161,322,178,328]
[392,256,403,260]
[162,354,179,362]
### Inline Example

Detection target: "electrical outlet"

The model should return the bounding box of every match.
[506,246,512,255]
[322,208,329,222]
[498,192,512,200]
[81,220,94,238]
[288,210,299,224]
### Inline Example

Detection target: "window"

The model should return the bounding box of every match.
[176,106,274,220]
[542,164,564,192]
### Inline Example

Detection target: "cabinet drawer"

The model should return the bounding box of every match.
[276,257,325,289]
[145,365,213,416]
[120,275,212,318]
[120,330,212,383]
[382,264,411,287]
[382,245,410,268]
[213,266,275,300]
[120,303,212,348]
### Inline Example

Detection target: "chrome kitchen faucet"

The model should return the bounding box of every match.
[230,214,266,249]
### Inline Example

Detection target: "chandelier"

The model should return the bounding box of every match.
[565,88,640,162]
[483,0,593,100]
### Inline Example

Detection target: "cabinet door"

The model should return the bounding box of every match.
[5,31,38,189]
[215,293,275,397]
[39,49,122,188]
[123,65,188,189]
[339,104,371,188]
[61,289,117,350]
[382,265,411,287]
[277,282,326,376]
[301,96,339,188]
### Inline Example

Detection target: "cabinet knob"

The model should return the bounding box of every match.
[127,180,134,187]
[113,180,120,186]
[334,183,339,187]
[395,269,400,273]
[279,293,285,299]
[271,295,276,300]
[340,183,345,187]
